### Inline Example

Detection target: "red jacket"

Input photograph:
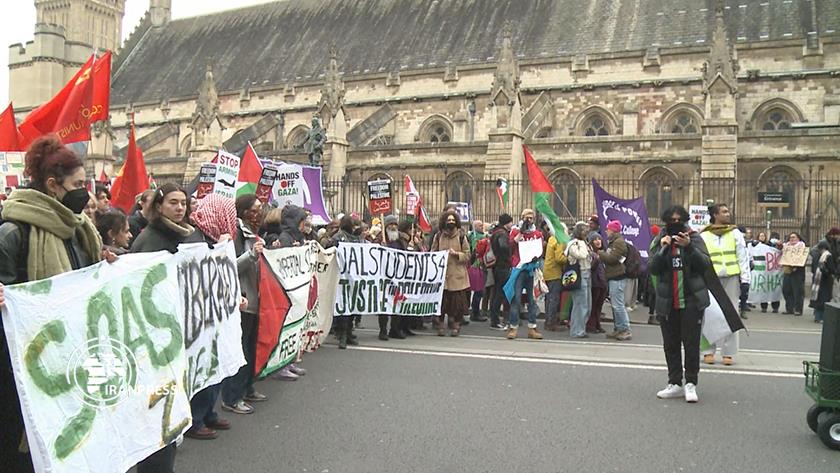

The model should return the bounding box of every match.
[509,227,543,267]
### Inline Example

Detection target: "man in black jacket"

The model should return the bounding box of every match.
[649,205,712,404]
[488,213,514,330]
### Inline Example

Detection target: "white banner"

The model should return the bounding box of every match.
[175,242,245,396]
[2,252,193,473]
[259,242,336,377]
[688,205,710,232]
[748,243,783,303]
[213,150,241,198]
[333,243,448,316]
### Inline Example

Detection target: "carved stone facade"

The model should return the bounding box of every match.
[8,0,840,225]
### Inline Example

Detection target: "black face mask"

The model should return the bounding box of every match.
[61,187,90,214]
[446,222,456,230]
[353,227,363,236]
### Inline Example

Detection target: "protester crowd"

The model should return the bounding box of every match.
[1,136,838,471]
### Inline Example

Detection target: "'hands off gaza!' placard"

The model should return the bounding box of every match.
[334,243,448,316]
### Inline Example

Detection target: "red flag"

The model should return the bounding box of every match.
[522,145,554,193]
[19,51,111,147]
[404,175,432,232]
[110,122,148,213]
[255,256,291,377]
[0,104,23,151]
[98,169,108,183]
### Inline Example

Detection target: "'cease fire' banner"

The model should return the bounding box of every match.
[334,243,448,316]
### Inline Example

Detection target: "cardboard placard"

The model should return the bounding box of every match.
[779,245,809,267]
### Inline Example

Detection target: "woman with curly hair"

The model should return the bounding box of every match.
[431,209,471,336]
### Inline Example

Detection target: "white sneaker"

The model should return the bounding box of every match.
[656,384,684,399]
[684,383,698,403]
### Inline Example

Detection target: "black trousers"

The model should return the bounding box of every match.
[136,443,176,473]
[1,365,32,473]
[489,266,511,325]
[782,269,806,313]
[378,314,403,333]
[659,304,702,386]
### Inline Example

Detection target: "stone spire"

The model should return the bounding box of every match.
[319,44,346,119]
[190,63,222,146]
[702,0,739,94]
[491,21,521,104]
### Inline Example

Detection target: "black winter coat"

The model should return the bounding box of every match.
[649,232,713,317]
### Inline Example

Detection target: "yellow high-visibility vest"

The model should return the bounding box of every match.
[701,230,740,276]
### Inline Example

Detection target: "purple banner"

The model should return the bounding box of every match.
[592,178,653,267]
[302,165,331,226]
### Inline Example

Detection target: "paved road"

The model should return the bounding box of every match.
[175,330,837,473]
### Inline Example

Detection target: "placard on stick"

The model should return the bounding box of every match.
[368,178,392,215]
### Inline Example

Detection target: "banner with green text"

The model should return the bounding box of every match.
[333,243,448,316]
[2,252,193,473]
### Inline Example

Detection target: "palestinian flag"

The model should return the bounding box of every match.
[523,145,569,243]
[236,142,263,197]
[148,173,157,190]
[255,256,291,377]
[496,178,509,209]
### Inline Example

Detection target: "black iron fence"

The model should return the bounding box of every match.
[322,177,840,244]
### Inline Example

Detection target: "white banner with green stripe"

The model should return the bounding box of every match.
[747,243,783,303]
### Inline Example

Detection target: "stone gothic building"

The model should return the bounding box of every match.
[8,0,840,230]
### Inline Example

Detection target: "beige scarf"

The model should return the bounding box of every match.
[2,188,102,281]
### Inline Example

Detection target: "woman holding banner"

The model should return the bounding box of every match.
[432,209,471,336]
[0,136,110,473]
[130,183,209,470]
[781,232,807,316]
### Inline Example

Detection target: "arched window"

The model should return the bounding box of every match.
[428,124,451,144]
[286,125,310,150]
[446,172,473,206]
[761,168,799,219]
[418,115,454,144]
[179,134,192,156]
[583,117,609,136]
[574,106,617,136]
[761,109,793,131]
[642,170,676,220]
[750,99,804,131]
[670,113,699,134]
[550,170,579,218]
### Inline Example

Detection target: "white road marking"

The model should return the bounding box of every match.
[350,346,803,379]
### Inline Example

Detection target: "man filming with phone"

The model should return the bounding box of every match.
[649,205,712,403]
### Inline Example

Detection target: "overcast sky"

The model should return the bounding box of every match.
[0,0,278,106]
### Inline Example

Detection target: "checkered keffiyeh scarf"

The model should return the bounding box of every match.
[191,194,237,243]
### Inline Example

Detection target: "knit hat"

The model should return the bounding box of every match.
[384,215,399,226]
[521,208,535,219]
[606,220,621,233]
[498,213,513,226]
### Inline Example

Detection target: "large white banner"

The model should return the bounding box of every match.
[748,243,783,304]
[175,242,245,396]
[1,244,247,473]
[2,253,192,473]
[333,243,448,316]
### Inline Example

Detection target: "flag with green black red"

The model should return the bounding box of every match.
[523,145,569,243]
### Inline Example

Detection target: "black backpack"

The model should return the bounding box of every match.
[624,242,641,279]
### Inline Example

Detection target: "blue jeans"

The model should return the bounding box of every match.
[815,307,824,322]
[544,279,563,325]
[190,385,221,431]
[608,279,630,332]
[509,271,538,327]
[570,272,592,337]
